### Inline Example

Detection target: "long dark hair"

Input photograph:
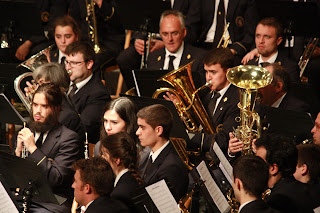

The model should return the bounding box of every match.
[100,132,143,186]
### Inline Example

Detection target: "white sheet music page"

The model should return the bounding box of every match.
[196,161,230,213]
[0,181,19,213]
[145,179,180,213]
[212,143,233,184]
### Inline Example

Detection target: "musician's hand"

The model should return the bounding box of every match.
[93,0,103,7]
[24,80,39,98]
[230,49,236,55]
[18,128,37,154]
[15,40,33,61]
[228,132,243,156]
[134,39,145,55]
[163,92,180,105]
[252,139,257,154]
[241,48,259,65]
[150,40,164,53]
[15,137,24,157]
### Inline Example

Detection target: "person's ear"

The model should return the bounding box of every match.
[301,164,308,176]
[269,163,279,176]
[86,60,94,70]
[277,36,283,46]
[235,177,242,191]
[155,126,163,137]
[115,158,121,166]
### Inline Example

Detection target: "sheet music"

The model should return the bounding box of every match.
[132,70,141,97]
[0,181,19,213]
[196,161,230,213]
[145,179,180,213]
[212,143,233,183]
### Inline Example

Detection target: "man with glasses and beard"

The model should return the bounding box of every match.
[13,83,81,213]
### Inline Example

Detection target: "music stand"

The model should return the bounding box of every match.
[0,93,26,125]
[0,151,62,212]
[116,0,170,67]
[0,174,20,213]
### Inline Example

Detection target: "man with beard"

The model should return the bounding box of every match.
[13,83,81,213]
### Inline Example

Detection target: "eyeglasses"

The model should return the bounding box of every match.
[160,31,181,38]
[64,60,86,67]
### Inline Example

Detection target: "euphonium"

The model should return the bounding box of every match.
[227,65,273,155]
[152,61,216,134]
[14,72,34,113]
[17,45,54,72]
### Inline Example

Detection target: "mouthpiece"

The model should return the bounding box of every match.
[67,70,72,75]
[205,81,212,86]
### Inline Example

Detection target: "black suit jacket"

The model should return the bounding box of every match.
[278,92,310,113]
[240,199,281,213]
[111,172,140,213]
[12,124,81,213]
[147,43,207,84]
[266,177,314,213]
[85,195,130,213]
[197,0,259,56]
[246,51,300,84]
[139,142,189,201]
[70,76,110,143]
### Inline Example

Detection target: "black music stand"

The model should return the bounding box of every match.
[0,174,20,213]
[0,151,62,212]
[0,93,26,125]
[116,0,170,68]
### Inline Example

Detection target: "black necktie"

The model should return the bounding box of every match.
[208,92,221,119]
[143,155,153,179]
[168,55,176,70]
[60,56,66,65]
[213,0,225,46]
[260,62,270,67]
[68,84,77,99]
[36,133,44,149]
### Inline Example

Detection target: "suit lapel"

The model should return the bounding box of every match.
[40,126,61,156]
[212,85,235,123]
[179,44,194,67]
[226,0,238,20]
[153,49,166,69]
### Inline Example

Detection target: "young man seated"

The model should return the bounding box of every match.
[72,157,130,213]
[136,104,189,201]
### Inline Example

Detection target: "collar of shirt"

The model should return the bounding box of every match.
[271,93,286,108]
[83,200,94,213]
[205,0,230,43]
[164,42,184,70]
[238,199,255,213]
[114,168,129,187]
[35,131,49,144]
[149,140,170,162]
[69,74,93,94]
[258,51,278,65]
[170,0,174,8]
[58,50,66,63]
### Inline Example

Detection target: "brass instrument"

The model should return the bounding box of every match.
[302,139,313,144]
[84,132,89,159]
[299,38,319,79]
[227,65,273,156]
[152,61,216,134]
[14,72,34,112]
[17,45,54,72]
[86,0,103,53]
[21,122,28,159]
[217,22,230,48]
[140,33,156,69]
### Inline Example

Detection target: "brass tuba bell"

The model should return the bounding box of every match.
[227,65,273,155]
[152,61,216,134]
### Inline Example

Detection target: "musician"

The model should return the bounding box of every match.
[294,144,320,210]
[311,112,320,145]
[13,84,81,213]
[255,134,314,213]
[65,41,111,144]
[232,155,280,213]
[243,17,300,84]
[146,10,207,84]
[100,132,143,213]
[136,104,189,201]
[72,157,130,213]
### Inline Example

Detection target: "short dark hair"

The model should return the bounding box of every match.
[65,41,95,62]
[255,134,297,178]
[72,157,114,196]
[202,48,235,70]
[137,104,173,139]
[160,10,185,29]
[258,17,283,38]
[100,132,143,185]
[233,155,269,198]
[297,144,320,182]
[268,63,290,92]
[51,15,80,39]
[33,63,70,91]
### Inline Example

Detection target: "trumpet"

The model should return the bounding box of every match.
[217,22,231,48]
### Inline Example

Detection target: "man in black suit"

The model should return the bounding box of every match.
[65,41,111,144]
[136,104,189,201]
[255,134,314,213]
[147,10,207,84]
[13,84,81,213]
[72,157,130,213]
[245,17,300,84]
[232,155,280,213]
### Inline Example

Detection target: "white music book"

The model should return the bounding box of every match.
[145,179,180,213]
[212,142,233,185]
[196,161,230,213]
[0,181,19,213]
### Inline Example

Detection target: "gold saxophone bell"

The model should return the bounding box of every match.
[152,61,216,134]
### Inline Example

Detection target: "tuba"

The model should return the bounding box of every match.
[17,45,54,72]
[227,65,273,155]
[152,61,216,134]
